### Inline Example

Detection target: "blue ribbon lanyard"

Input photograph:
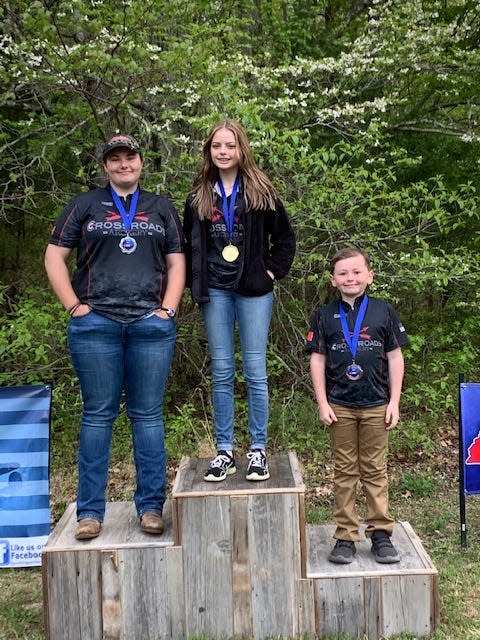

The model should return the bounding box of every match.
[339,295,368,362]
[217,174,239,242]
[110,186,139,232]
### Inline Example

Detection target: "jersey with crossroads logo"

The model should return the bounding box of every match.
[305,295,409,408]
[49,186,184,322]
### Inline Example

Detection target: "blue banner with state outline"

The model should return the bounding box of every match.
[0,384,51,568]
[460,381,480,496]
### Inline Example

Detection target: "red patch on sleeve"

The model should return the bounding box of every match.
[306,331,314,341]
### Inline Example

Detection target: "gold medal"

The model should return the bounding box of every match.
[222,244,239,262]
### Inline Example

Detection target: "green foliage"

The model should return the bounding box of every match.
[389,417,436,460]
[1,0,480,462]
[403,314,480,415]
[306,504,332,524]
[165,401,214,458]
[2,8,480,636]
[110,411,134,461]
[0,288,69,394]
[269,388,330,458]
[393,472,438,499]
[0,287,81,440]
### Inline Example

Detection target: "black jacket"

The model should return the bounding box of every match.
[183,190,296,303]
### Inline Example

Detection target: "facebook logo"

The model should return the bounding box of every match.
[0,541,10,566]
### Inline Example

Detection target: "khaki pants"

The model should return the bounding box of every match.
[328,403,395,541]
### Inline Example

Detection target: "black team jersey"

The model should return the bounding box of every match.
[306,294,409,408]
[49,186,185,323]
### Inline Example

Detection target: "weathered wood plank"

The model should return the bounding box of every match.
[173,452,304,498]
[288,450,305,489]
[296,578,316,636]
[42,501,174,553]
[42,502,76,548]
[297,493,307,578]
[171,493,181,547]
[381,574,433,637]
[76,550,103,640]
[175,484,305,498]
[400,520,438,569]
[307,522,438,578]
[118,547,167,640]
[102,550,121,640]
[431,571,440,630]
[171,455,191,494]
[165,546,185,639]
[364,576,382,639]
[44,549,102,640]
[249,492,301,638]
[231,496,253,637]
[314,576,365,638]
[181,494,233,638]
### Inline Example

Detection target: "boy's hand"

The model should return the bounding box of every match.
[384,401,400,431]
[319,404,338,426]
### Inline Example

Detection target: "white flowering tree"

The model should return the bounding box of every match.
[1,0,479,414]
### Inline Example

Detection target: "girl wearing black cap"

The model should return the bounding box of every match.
[45,133,185,539]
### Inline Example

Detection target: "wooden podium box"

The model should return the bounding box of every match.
[298,521,439,640]
[42,452,438,640]
[42,501,184,640]
[171,452,306,639]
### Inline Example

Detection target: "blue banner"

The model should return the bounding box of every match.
[460,381,480,496]
[0,384,51,567]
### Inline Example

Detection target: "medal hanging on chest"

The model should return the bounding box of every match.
[339,295,368,382]
[222,244,240,262]
[118,235,137,254]
[110,187,140,254]
[218,174,240,262]
[345,362,364,381]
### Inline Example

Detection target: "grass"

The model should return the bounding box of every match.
[0,569,44,640]
[1,392,479,640]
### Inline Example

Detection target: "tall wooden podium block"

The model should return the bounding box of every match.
[171,452,306,639]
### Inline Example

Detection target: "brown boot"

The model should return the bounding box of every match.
[140,512,164,534]
[75,518,101,540]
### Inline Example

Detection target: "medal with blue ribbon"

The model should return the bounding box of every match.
[339,295,368,381]
[110,186,140,254]
[218,174,240,262]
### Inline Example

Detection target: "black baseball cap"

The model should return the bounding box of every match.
[102,134,142,160]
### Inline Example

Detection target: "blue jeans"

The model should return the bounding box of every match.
[201,288,273,451]
[67,311,176,522]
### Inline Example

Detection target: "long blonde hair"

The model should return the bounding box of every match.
[190,119,281,220]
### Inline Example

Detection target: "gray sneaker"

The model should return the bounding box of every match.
[328,539,356,564]
[371,530,400,563]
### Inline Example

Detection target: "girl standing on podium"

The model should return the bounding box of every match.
[45,133,185,540]
[183,119,295,482]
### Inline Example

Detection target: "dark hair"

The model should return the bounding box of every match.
[329,247,372,273]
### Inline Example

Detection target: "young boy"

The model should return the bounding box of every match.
[306,248,408,564]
